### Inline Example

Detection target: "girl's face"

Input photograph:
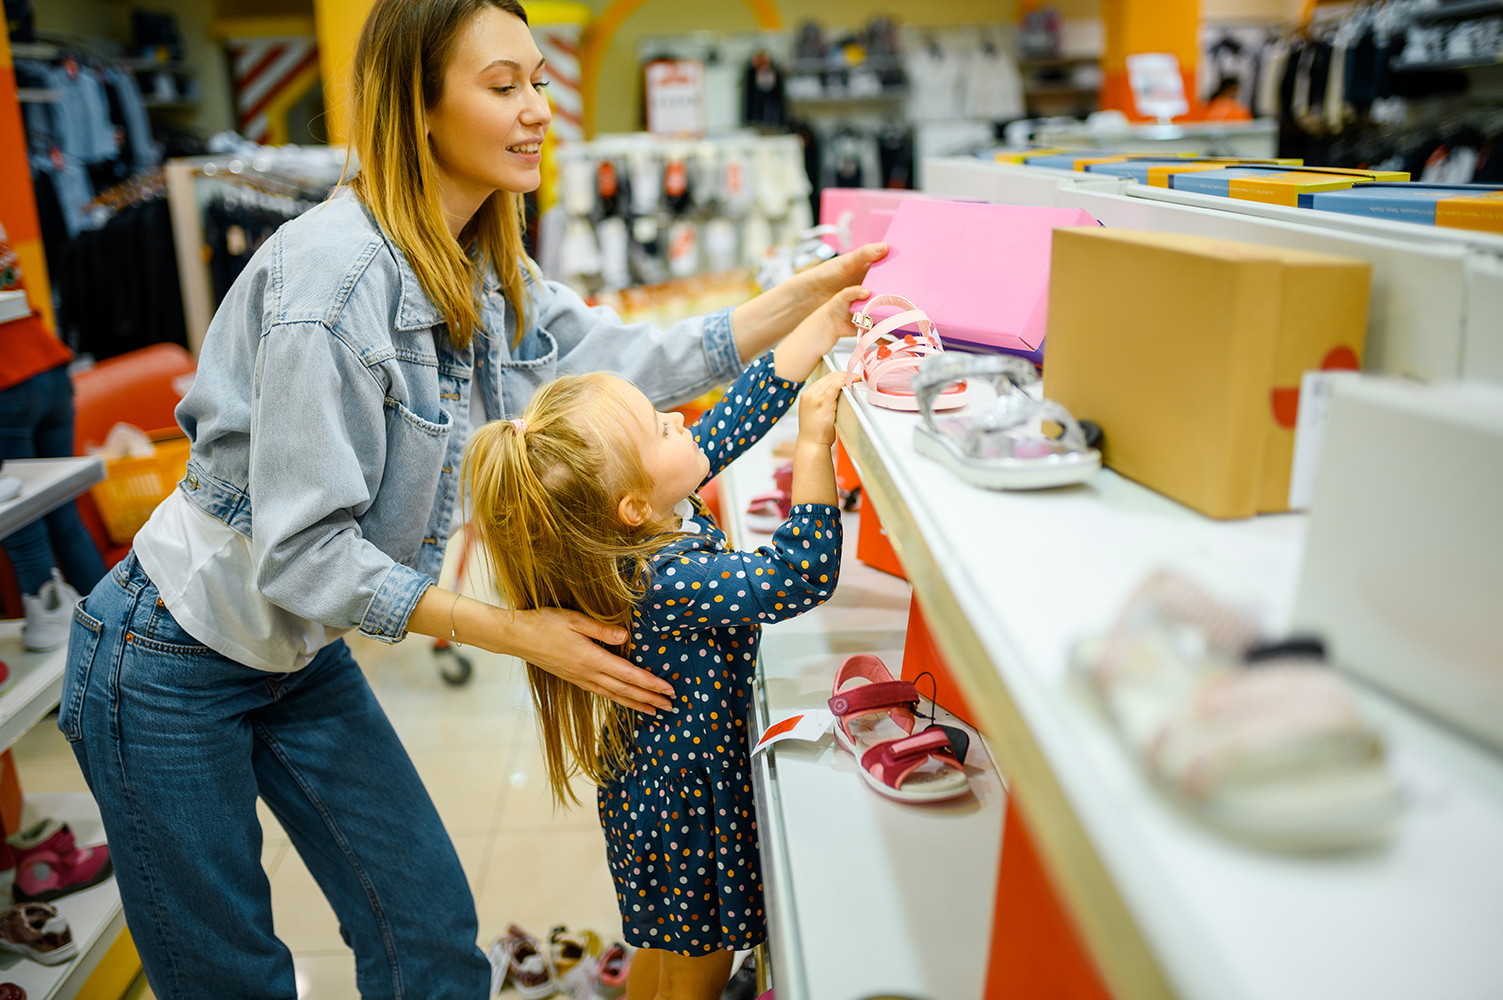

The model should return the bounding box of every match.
[618,381,710,521]
[427,7,552,222]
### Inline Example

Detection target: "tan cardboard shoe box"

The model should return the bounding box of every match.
[1043,228,1371,519]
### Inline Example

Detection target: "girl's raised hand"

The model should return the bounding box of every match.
[773,285,869,383]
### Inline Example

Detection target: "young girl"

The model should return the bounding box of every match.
[465,286,868,999]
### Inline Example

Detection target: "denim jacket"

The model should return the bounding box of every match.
[172,192,742,643]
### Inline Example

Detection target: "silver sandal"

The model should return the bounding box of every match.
[911,353,1101,490]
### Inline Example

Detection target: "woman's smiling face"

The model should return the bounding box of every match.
[426,6,552,223]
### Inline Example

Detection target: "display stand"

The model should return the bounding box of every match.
[0,457,130,999]
[0,291,29,324]
[721,411,1005,1000]
[763,339,1503,1000]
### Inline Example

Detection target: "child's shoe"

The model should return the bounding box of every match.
[594,941,630,999]
[497,924,556,999]
[0,902,78,965]
[21,570,80,652]
[548,925,600,999]
[5,819,113,902]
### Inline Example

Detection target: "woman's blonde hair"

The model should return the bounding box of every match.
[348,0,533,349]
[464,375,683,805]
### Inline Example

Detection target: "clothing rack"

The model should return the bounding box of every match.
[164,149,347,354]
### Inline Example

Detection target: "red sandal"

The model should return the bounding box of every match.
[828,654,970,803]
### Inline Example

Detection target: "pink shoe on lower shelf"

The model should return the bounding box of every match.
[594,941,630,998]
[6,819,114,903]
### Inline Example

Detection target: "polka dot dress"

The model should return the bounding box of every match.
[597,354,844,956]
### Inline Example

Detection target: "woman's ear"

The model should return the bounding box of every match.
[618,493,649,527]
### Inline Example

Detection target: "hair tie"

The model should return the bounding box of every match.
[511,418,527,434]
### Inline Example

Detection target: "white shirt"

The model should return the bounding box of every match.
[135,493,350,673]
[135,398,484,673]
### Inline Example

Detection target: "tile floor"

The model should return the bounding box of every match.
[11,560,624,999]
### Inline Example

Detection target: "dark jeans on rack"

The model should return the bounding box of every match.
[0,364,105,595]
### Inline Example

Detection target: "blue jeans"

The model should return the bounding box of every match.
[0,364,105,595]
[62,553,490,1000]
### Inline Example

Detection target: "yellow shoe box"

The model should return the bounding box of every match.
[1436,192,1503,234]
[1043,228,1371,519]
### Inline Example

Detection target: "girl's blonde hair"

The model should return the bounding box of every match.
[348,0,533,349]
[464,375,683,805]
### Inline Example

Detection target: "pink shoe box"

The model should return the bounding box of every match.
[817,187,940,254]
[855,200,1102,366]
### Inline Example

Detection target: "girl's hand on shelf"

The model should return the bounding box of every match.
[797,370,848,449]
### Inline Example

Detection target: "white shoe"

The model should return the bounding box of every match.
[22,570,81,652]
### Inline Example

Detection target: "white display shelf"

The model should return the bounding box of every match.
[721,404,1006,1000]
[826,345,1503,1000]
[0,291,30,324]
[0,621,66,755]
[0,458,105,542]
[0,793,125,999]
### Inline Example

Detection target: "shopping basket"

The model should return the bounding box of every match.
[89,434,192,545]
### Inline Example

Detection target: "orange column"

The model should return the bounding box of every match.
[0,30,57,332]
[1101,0,1202,121]
[311,0,374,144]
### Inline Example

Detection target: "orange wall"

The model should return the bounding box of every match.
[1102,0,1201,119]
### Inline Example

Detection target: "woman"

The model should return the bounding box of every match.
[60,1,883,996]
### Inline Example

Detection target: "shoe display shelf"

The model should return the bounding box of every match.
[0,792,126,999]
[0,457,128,999]
[0,292,30,325]
[719,396,1007,999]
[767,343,1503,1000]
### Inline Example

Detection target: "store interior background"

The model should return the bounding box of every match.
[5,0,1503,998]
[29,0,1328,141]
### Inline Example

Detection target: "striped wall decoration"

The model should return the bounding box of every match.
[227,36,320,144]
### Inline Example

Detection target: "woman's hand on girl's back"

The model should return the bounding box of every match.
[508,607,677,714]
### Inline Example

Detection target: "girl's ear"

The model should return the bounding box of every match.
[618,493,649,527]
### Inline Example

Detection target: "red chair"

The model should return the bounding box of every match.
[71,343,197,568]
[1,344,196,618]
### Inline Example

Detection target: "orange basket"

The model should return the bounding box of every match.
[89,435,192,545]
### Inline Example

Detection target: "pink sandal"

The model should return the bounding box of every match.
[829,654,970,803]
[744,463,793,534]
[847,294,968,413]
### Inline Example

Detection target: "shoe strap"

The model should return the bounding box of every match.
[829,679,920,718]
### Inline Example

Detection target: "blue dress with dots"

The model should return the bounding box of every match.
[597,353,843,957]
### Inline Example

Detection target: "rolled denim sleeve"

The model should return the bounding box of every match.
[247,320,431,638]
[535,275,743,407]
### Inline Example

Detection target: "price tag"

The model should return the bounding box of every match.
[1287,369,1363,510]
[644,59,706,138]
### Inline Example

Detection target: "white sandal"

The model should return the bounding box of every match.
[846,294,968,412]
[1072,571,1403,851]
[911,353,1100,490]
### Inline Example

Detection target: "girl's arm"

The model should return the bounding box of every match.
[642,507,844,632]
[730,242,886,362]
[408,588,676,715]
[690,353,800,483]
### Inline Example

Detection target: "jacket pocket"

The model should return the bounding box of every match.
[58,603,105,742]
[372,397,452,563]
[494,327,558,417]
